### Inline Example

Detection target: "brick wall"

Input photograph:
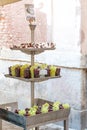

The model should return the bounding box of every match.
[0,0,48,48]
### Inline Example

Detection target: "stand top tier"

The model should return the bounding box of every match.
[11,47,55,55]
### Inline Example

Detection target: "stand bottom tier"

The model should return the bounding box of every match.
[0,99,70,130]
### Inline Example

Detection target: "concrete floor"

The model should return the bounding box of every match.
[1,121,75,130]
[2,121,61,130]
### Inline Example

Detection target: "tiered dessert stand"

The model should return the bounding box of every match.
[0,24,70,130]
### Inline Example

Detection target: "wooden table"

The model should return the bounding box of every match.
[0,99,70,130]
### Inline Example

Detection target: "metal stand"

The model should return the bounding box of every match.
[64,119,68,130]
[29,24,39,130]
[29,24,36,107]
[29,24,36,43]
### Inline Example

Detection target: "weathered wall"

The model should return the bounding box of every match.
[0,0,87,130]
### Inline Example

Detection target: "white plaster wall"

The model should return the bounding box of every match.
[34,0,81,68]
[52,0,81,52]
